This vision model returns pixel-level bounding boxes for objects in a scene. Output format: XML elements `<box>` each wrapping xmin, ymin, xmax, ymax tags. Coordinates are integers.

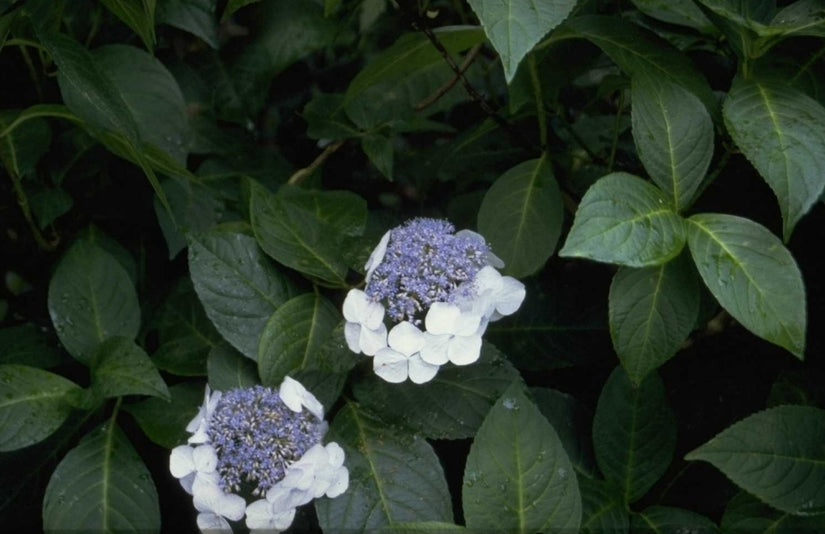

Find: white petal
<box><xmin>425</xmin><ymin>302</ymin><xmax>462</xmax><ymax>335</ymax></box>
<box><xmin>361</xmin><ymin>300</ymin><xmax>385</xmax><ymax>331</ymax></box>
<box><xmin>452</xmin><ymin>311</ymin><xmax>482</xmax><ymax>337</ymax></box>
<box><xmin>387</xmin><ymin>321</ymin><xmax>425</xmax><ymax>356</ymax></box>
<box><xmin>344</xmin><ymin>322</ymin><xmax>362</xmax><ymax>353</ymax></box>
<box><xmin>266</xmin><ymin>485</ymin><xmax>308</xmax><ymax>511</ymax></box>
<box><xmin>407</xmin><ymin>353</ymin><xmax>440</xmax><ymax>384</ymax></box>
<box><xmin>187</xmin><ymin>386</ymin><xmax>222</xmax><ymax>444</ymax></box>
<box><xmin>325</xmin><ymin>466</ymin><xmax>350</xmax><ymax>498</ymax></box>
<box><xmin>364</xmin><ymin>230</ymin><xmax>391</xmax><ymax>281</ymax></box>
<box><xmin>192</xmin><ymin>476</ymin><xmax>246</xmax><ymax>521</ymax></box>
<box><xmin>494</xmin><ymin>276</ymin><xmax>526</xmax><ymax>316</ymax></box>
<box><xmin>197</xmin><ymin>512</ymin><xmax>233</xmax><ymax>533</ymax></box>
<box><xmin>447</xmin><ymin>334</ymin><xmax>483</xmax><ymax>366</ymax></box>
<box><xmin>179</xmin><ymin>473</ymin><xmax>196</xmax><ymax>494</ymax></box>
<box><xmin>246</xmin><ymin>499</ymin><xmax>296</xmax><ymax>532</ymax></box>
<box><xmin>359</xmin><ymin>323</ymin><xmax>387</xmax><ymax>356</ymax></box>
<box><xmin>419</xmin><ymin>333</ymin><xmax>450</xmax><ymax>365</ymax></box>
<box><xmin>279</xmin><ymin>377</ymin><xmax>324</xmax><ymax>419</ymax></box>
<box><xmin>373</xmin><ymin>348</ymin><xmax>409</xmax><ymax>383</ymax></box>
<box><xmin>474</xmin><ymin>265</ymin><xmax>503</xmax><ymax>293</ymax></box>
<box><xmin>342</xmin><ymin>290</ymin><xmax>369</xmax><ymax>322</ymax></box>
<box><xmin>170</xmin><ymin>445</ymin><xmax>195</xmax><ymax>479</ymax></box>
<box><xmin>193</xmin><ymin>445</ymin><xmax>218</xmax><ymax>473</ymax></box>
<box><xmin>325</xmin><ymin>442</ymin><xmax>345</xmax><ymax>468</ymax></box>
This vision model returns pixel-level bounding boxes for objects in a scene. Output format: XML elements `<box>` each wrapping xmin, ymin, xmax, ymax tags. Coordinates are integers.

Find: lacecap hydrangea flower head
<box><xmin>343</xmin><ymin>218</ymin><xmax>526</xmax><ymax>384</ymax></box>
<box><xmin>169</xmin><ymin>378</ymin><xmax>348</xmax><ymax>533</ymax></box>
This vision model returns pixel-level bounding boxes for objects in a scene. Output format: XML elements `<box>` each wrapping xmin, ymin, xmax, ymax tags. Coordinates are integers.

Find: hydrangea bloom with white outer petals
<box><xmin>343</xmin><ymin>218</ymin><xmax>525</xmax><ymax>384</ymax></box>
<box><xmin>169</xmin><ymin>381</ymin><xmax>349</xmax><ymax>534</ymax></box>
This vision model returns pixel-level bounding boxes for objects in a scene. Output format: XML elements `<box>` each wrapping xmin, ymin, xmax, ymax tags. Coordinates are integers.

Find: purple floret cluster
<box><xmin>207</xmin><ymin>385</ymin><xmax>324</xmax><ymax>496</ymax></box>
<box><xmin>365</xmin><ymin>218</ymin><xmax>489</xmax><ymax>323</ymax></box>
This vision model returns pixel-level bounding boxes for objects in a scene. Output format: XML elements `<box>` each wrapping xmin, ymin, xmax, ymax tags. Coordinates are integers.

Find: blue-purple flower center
<box><xmin>206</xmin><ymin>385</ymin><xmax>324</xmax><ymax>495</ymax></box>
<box><xmin>365</xmin><ymin>218</ymin><xmax>489</xmax><ymax>323</ymax></box>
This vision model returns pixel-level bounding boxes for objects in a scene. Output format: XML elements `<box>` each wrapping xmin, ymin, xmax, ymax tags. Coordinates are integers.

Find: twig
<box><xmin>287</xmin><ymin>140</ymin><xmax>346</xmax><ymax>184</ymax></box>
<box><xmin>7</xmin><ymin>169</ymin><xmax>59</xmax><ymax>251</ymax></box>
<box><xmin>415</xmin><ymin>43</ymin><xmax>482</xmax><ymax>110</ymax></box>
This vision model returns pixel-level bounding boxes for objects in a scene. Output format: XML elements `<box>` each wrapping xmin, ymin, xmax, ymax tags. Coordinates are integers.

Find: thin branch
<box><xmin>6</xmin><ymin>168</ymin><xmax>59</xmax><ymax>251</ymax></box>
<box><xmin>415</xmin><ymin>43</ymin><xmax>482</xmax><ymax>110</ymax></box>
<box><xmin>287</xmin><ymin>140</ymin><xmax>346</xmax><ymax>185</ymax></box>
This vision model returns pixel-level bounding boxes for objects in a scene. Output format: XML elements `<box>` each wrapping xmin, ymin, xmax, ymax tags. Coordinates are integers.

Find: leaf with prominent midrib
<box><xmin>463</xmin><ymin>382</ymin><xmax>581</xmax><ymax>533</ymax></box>
<box><xmin>721</xmin><ymin>491</ymin><xmax>825</xmax><ymax>533</ymax></box>
<box><xmin>0</xmin><ymin>365</ymin><xmax>80</xmax><ymax>452</ymax></box>
<box><xmin>631</xmin><ymin>506</ymin><xmax>719</xmax><ymax>533</ymax></box>
<box><xmin>578</xmin><ymin>477</ymin><xmax>629</xmax><ymax>534</ymax></box>
<box><xmin>593</xmin><ymin>367</ymin><xmax>676</xmax><ymax>504</ymax></box>
<box><xmin>124</xmin><ymin>382</ymin><xmax>203</xmax><ymax>449</ymax></box>
<box><xmin>631</xmin><ymin>76</ymin><xmax>714</xmax><ymax>211</ymax></box>
<box><xmin>91</xmin><ymin>337</ymin><xmax>170</xmax><ymax>401</ymax></box>
<box><xmin>686</xmin><ymin>213</ymin><xmax>806</xmax><ymax>358</ymax></box>
<box><xmin>686</xmin><ymin>405</ymin><xmax>825</xmax><ymax>516</ymax></box>
<box><xmin>48</xmin><ymin>240</ymin><xmax>141</xmax><ymax>365</ymax></box>
<box><xmin>609</xmin><ymin>252</ymin><xmax>700</xmax><ymax>385</ymax></box>
<box><xmin>724</xmin><ymin>76</ymin><xmax>825</xmax><ymax>240</ymax></box>
<box><xmin>314</xmin><ymin>403</ymin><xmax>453</xmax><ymax>530</ymax></box>
<box><xmin>100</xmin><ymin>0</ymin><xmax>156</xmax><ymax>52</ymax></box>
<box><xmin>189</xmin><ymin>227</ymin><xmax>295</xmax><ymax>360</ymax></box>
<box><xmin>42</xmin><ymin>423</ymin><xmax>160</xmax><ymax>532</ymax></box>
<box><xmin>477</xmin><ymin>157</ymin><xmax>564</xmax><ymax>278</ymax></box>
<box><xmin>559</xmin><ymin>172</ymin><xmax>686</xmax><ymax>267</ymax></box>
<box><xmin>0</xmin><ymin>110</ymin><xmax>50</xmax><ymax>178</ymax></box>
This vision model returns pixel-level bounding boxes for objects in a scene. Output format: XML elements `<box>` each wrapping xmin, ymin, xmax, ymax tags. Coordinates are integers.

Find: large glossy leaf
<box><xmin>593</xmin><ymin>367</ymin><xmax>676</xmax><ymax>504</ymax></box>
<box><xmin>466</xmin><ymin>0</ymin><xmax>577</xmax><ymax>82</ymax></box>
<box><xmin>100</xmin><ymin>0</ymin><xmax>156</xmax><ymax>52</ymax></box>
<box><xmin>157</xmin><ymin>0</ymin><xmax>219</xmax><ymax>49</ymax></box>
<box><xmin>124</xmin><ymin>382</ymin><xmax>203</xmax><ymax>449</ymax></box>
<box><xmin>631</xmin><ymin>506</ymin><xmax>719</xmax><ymax>533</ymax></box>
<box><xmin>724</xmin><ymin>76</ymin><xmax>825</xmax><ymax>240</ymax></box>
<box><xmin>686</xmin><ymin>213</ymin><xmax>806</xmax><ymax>358</ymax></box>
<box><xmin>277</xmin><ymin>185</ymin><xmax>367</xmax><ymax>238</ymax></box>
<box><xmin>686</xmin><ymin>405</ymin><xmax>825</xmax><ymax>516</ymax></box>
<box><xmin>48</xmin><ymin>240</ymin><xmax>140</xmax><ymax>365</ymax></box>
<box><xmin>559</xmin><ymin>173</ymin><xmax>686</xmax><ymax>267</ymax></box>
<box><xmin>477</xmin><ymin>157</ymin><xmax>564</xmax><ymax>277</ymax></box>
<box><xmin>42</xmin><ymin>423</ymin><xmax>160</xmax><ymax>532</ymax></box>
<box><xmin>721</xmin><ymin>491</ymin><xmax>825</xmax><ymax>533</ymax></box>
<box><xmin>578</xmin><ymin>477</ymin><xmax>629</xmax><ymax>534</ymax></box>
<box><xmin>0</xmin><ymin>111</ymin><xmax>50</xmax><ymax>178</ymax></box>
<box><xmin>91</xmin><ymin>337</ymin><xmax>169</xmax><ymax>401</ymax></box>
<box><xmin>531</xmin><ymin>387</ymin><xmax>597</xmax><ymax>477</ymax></box>
<box><xmin>189</xmin><ymin>227</ymin><xmax>294</xmax><ymax>360</ymax></box>
<box><xmin>631</xmin><ymin>76</ymin><xmax>714</xmax><ymax>211</ymax></box>
<box><xmin>315</xmin><ymin>403</ymin><xmax>453</xmax><ymax>530</ymax></box>
<box><xmin>766</xmin><ymin>0</ymin><xmax>825</xmax><ymax>39</ymax></box>
<box><xmin>0</xmin><ymin>365</ymin><xmax>80</xmax><ymax>452</ymax></box>
<box><xmin>630</xmin><ymin>0</ymin><xmax>714</xmax><ymax>32</ymax></box>
<box><xmin>257</xmin><ymin>293</ymin><xmax>339</xmax><ymax>387</ymax></box>
<box><xmin>154</xmin><ymin>176</ymin><xmax>227</xmax><ymax>259</ymax></box>
<box><xmin>353</xmin><ymin>343</ymin><xmax>520</xmax><ymax>439</ymax></box>
<box><xmin>249</xmin><ymin>181</ymin><xmax>349</xmax><ymax>286</ymax></box>
<box><xmin>609</xmin><ymin>252</ymin><xmax>700</xmax><ymax>385</ymax></box>
<box><xmin>463</xmin><ymin>382</ymin><xmax>581</xmax><ymax>533</ymax></box>
<box><xmin>207</xmin><ymin>343</ymin><xmax>259</xmax><ymax>391</ymax></box>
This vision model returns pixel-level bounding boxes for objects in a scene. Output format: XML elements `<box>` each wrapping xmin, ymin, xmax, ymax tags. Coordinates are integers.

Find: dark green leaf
<box><xmin>124</xmin><ymin>382</ymin><xmax>203</xmax><ymax>449</ymax></box>
<box><xmin>288</xmin><ymin>368</ymin><xmax>346</xmax><ymax>412</ymax></box>
<box><xmin>531</xmin><ymin>387</ymin><xmax>597</xmax><ymax>477</ymax></box>
<box><xmin>42</xmin><ymin>423</ymin><xmax>160</xmax><ymax>532</ymax></box>
<box><xmin>593</xmin><ymin>367</ymin><xmax>676</xmax><ymax>503</ymax></box>
<box><xmin>100</xmin><ymin>0</ymin><xmax>156</xmax><ymax>52</ymax></box>
<box><xmin>686</xmin><ymin>405</ymin><xmax>825</xmax><ymax>516</ymax></box>
<box><xmin>686</xmin><ymin>213</ymin><xmax>806</xmax><ymax>358</ymax></box>
<box><xmin>0</xmin><ymin>110</ymin><xmax>51</xmax><ymax>177</ymax></box>
<box><xmin>157</xmin><ymin>0</ymin><xmax>219</xmax><ymax>49</ymax></box>
<box><xmin>277</xmin><ymin>185</ymin><xmax>367</xmax><ymax>238</ymax></box>
<box><xmin>47</xmin><ymin>240</ymin><xmax>140</xmax><ymax>365</ymax></box>
<box><xmin>578</xmin><ymin>477</ymin><xmax>629</xmax><ymax>534</ymax></box>
<box><xmin>559</xmin><ymin>172</ymin><xmax>687</xmax><ymax>267</ymax></box>
<box><xmin>463</xmin><ymin>382</ymin><xmax>581</xmax><ymax>533</ymax></box>
<box><xmin>767</xmin><ymin>0</ymin><xmax>825</xmax><ymax>39</ymax></box>
<box><xmin>221</xmin><ymin>0</ymin><xmax>260</xmax><ymax>21</ymax></box>
<box><xmin>0</xmin><ymin>324</ymin><xmax>60</xmax><ymax>368</ymax></box>
<box><xmin>630</xmin><ymin>0</ymin><xmax>715</xmax><ymax>31</ymax></box>
<box><xmin>304</xmin><ymin>93</ymin><xmax>360</xmax><ymax>140</ymax></box>
<box><xmin>29</xmin><ymin>185</ymin><xmax>73</xmax><ymax>229</ymax></box>
<box><xmin>631</xmin><ymin>506</ymin><xmax>719</xmax><ymax>533</ymax></box>
<box><xmin>315</xmin><ymin>403</ymin><xmax>453</xmax><ymax>530</ymax></box>
<box><xmin>257</xmin><ymin>293</ymin><xmax>339</xmax><ymax>386</ymax></box>
<box><xmin>724</xmin><ymin>76</ymin><xmax>825</xmax><ymax>240</ymax></box>
<box><xmin>91</xmin><ymin>337</ymin><xmax>169</xmax><ymax>400</ymax></box>
<box><xmin>154</xmin><ymin>176</ymin><xmax>227</xmax><ymax>258</ymax></box>
<box><xmin>380</xmin><ymin>522</ymin><xmax>466</xmax><ymax>533</ymax></box>
<box><xmin>361</xmin><ymin>133</ymin><xmax>394</xmax><ymax>180</ymax></box>
<box><xmin>189</xmin><ymin>227</ymin><xmax>295</xmax><ymax>360</ymax></box>
<box><xmin>208</xmin><ymin>343</ymin><xmax>259</xmax><ymax>391</ymax></box>
<box><xmin>609</xmin><ymin>252</ymin><xmax>700</xmax><ymax>385</ymax></box>
<box><xmin>478</xmin><ymin>157</ymin><xmax>564</xmax><ymax>278</ymax></box>
<box><xmin>721</xmin><ymin>491</ymin><xmax>825</xmax><ymax>534</ymax></box>
<box><xmin>0</xmin><ymin>365</ymin><xmax>80</xmax><ymax>452</ymax></box>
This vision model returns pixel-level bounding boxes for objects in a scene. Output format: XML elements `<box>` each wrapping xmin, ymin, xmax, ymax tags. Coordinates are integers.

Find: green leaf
<box><xmin>361</xmin><ymin>134</ymin><xmax>394</xmax><ymax>180</ymax></box>
<box><xmin>249</xmin><ymin>181</ymin><xmax>348</xmax><ymax>286</ymax></box>
<box><xmin>578</xmin><ymin>477</ymin><xmax>629</xmax><ymax>534</ymax></box>
<box><xmin>277</xmin><ymin>185</ymin><xmax>367</xmax><ymax>238</ymax></box>
<box><xmin>48</xmin><ymin>240</ymin><xmax>140</xmax><ymax>365</ymax></box>
<box><xmin>721</xmin><ymin>491</ymin><xmax>825</xmax><ymax>534</ymax></box>
<box><xmin>304</xmin><ymin>93</ymin><xmax>360</xmax><ymax>140</ymax></box>
<box><xmin>723</xmin><ymin>76</ymin><xmax>825</xmax><ymax>240</ymax></box>
<box><xmin>463</xmin><ymin>382</ymin><xmax>581</xmax><ymax>533</ymax></box>
<box><xmin>0</xmin><ymin>324</ymin><xmax>60</xmax><ymax>368</ymax></box>
<box><xmin>767</xmin><ymin>0</ymin><xmax>825</xmax><ymax>39</ymax></box>
<box><xmin>558</xmin><ymin>16</ymin><xmax>718</xmax><ymax>118</ymax></box>
<box><xmin>477</xmin><ymin>157</ymin><xmax>564</xmax><ymax>277</ymax></box>
<box><xmin>531</xmin><ymin>387</ymin><xmax>597</xmax><ymax>477</ymax></box>
<box><xmin>344</xmin><ymin>26</ymin><xmax>485</xmax><ymax>103</ymax></box>
<box><xmin>257</xmin><ymin>293</ymin><xmax>339</xmax><ymax>386</ymax></box>
<box><xmin>93</xmin><ymin>44</ymin><xmax>191</xmax><ymax>165</ymax></box>
<box><xmin>208</xmin><ymin>343</ymin><xmax>259</xmax><ymax>391</ymax></box>
<box><xmin>631</xmin><ymin>506</ymin><xmax>719</xmax><ymax>533</ymax></box>
<box><xmin>630</xmin><ymin>0</ymin><xmax>715</xmax><ymax>32</ymax></box>
<box><xmin>686</xmin><ymin>405</ymin><xmax>825</xmax><ymax>516</ymax></box>
<box><xmin>686</xmin><ymin>213</ymin><xmax>806</xmax><ymax>358</ymax></box>
<box><xmin>353</xmin><ymin>343</ymin><xmax>520</xmax><ymax>439</ymax></box>
<box><xmin>315</xmin><ymin>403</ymin><xmax>453</xmax><ymax>530</ymax></box>
<box><xmin>151</xmin><ymin>278</ymin><xmax>220</xmax><ymax>376</ymax></box>
<box><xmin>154</xmin><ymin>176</ymin><xmax>227</xmax><ymax>258</ymax></box>
<box><xmin>380</xmin><ymin>522</ymin><xmax>466</xmax><ymax>533</ymax></box>
<box><xmin>100</xmin><ymin>0</ymin><xmax>156</xmax><ymax>52</ymax></box>
<box><xmin>29</xmin><ymin>185</ymin><xmax>73</xmax><ymax>229</ymax></box>
<box><xmin>0</xmin><ymin>110</ymin><xmax>51</xmax><ymax>178</ymax></box>
<box><xmin>189</xmin><ymin>227</ymin><xmax>295</xmax><ymax>360</ymax></box>
<box><xmin>288</xmin><ymin>368</ymin><xmax>346</xmax><ymax>411</ymax></box>
<box><xmin>42</xmin><ymin>423</ymin><xmax>160</xmax><ymax>532</ymax></box>
<box><xmin>222</xmin><ymin>0</ymin><xmax>260</xmax><ymax>21</ymax></box>
<box><xmin>559</xmin><ymin>172</ymin><xmax>687</xmax><ymax>267</ymax></box>
<box><xmin>631</xmin><ymin>76</ymin><xmax>714</xmax><ymax>211</ymax></box>
<box><xmin>466</xmin><ymin>0</ymin><xmax>577</xmax><ymax>82</ymax></box>
<box><xmin>0</xmin><ymin>365</ymin><xmax>80</xmax><ymax>452</ymax></box>
<box><xmin>593</xmin><ymin>367</ymin><xmax>676</xmax><ymax>504</ymax></box>
<box><xmin>157</xmin><ymin>0</ymin><xmax>219</xmax><ymax>49</ymax></box>
<box><xmin>609</xmin><ymin>252</ymin><xmax>700</xmax><ymax>385</ymax></box>
<box><xmin>91</xmin><ymin>337</ymin><xmax>169</xmax><ymax>401</ymax></box>
<box><xmin>124</xmin><ymin>382</ymin><xmax>203</xmax><ymax>449</ymax></box>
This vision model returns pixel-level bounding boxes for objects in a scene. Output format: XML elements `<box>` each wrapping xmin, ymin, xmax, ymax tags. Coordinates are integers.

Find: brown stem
<box><xmin>415</xmin><ymin>43</ymin><xmax>482</xmax><ymax>110</ymax></box>
<box><xmin>287</xmin><ymin>140</ymin><xmax>346</xmax><ymax>185</ymax></box>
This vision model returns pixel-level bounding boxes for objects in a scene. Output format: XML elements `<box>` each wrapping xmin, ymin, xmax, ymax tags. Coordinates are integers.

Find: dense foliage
<box><xmin>1</xmin><ymin>0</ymin><xmax>825</xmax><ymax>532</ymax></box>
